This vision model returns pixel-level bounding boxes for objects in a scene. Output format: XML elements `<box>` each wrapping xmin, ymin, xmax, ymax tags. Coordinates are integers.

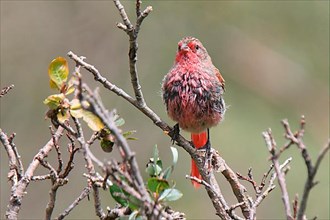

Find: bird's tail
<box><xmin>190</xmin><ymin>131</ymin><xmax>208</xmax><ymax>188</ymax></box>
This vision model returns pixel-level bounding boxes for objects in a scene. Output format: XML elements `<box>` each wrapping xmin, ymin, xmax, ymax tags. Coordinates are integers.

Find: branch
<box><xmin>0</xmin><ymin>130</ymin><xmax>20</xmax><ymax>186</ymax></box>
<box><xmin>5</xmin><ymin>126</ymin><xmax>64</xmax><ymax>219</ymax></box>
<box><xmin>70</xmin><ymin>116</ymin><xmax>106</xmax><ymax>219</ymax></box>
<box><xmin>57</xmin><ymin>186</ymin><xmax>92</xmax><ymax>220</ymax></box>
<box><xmin>263</xmin><ymin>129</ymin><xmax>293</xmax><ymax>220</ymax></box>
<box><xmin>220</xmin><ymin>160</ymin><xmax>250</xmax><ymax>218</ymax></box>
<box><xmin>80</xmin><ymin>83</ymin><xmax>151</xmax><ymax>204</ymax></box>
<box><xmin>113</xmin><ymin>0</ymin><xmax>152</xmax><ymax>107</ymax></box>
<box><xmin>280</xmin><ymin>117</ymin><xmax>330</xmax><ymax>220</ymax></box>
<box><xmin>250</xmin><ymin>157</ymin><xmax>292</xmax><ymax>219</ymax></box>
<box><xmin>45</xmin><ymin>172</ymin><xmax>68</xmax><ymax>220</ymax></box>
<box><xmin>8</xmin><ymin>133</ymin><xmax>24</xmax><ymax>180</ymax></box>
<box><xmin>298</xmin><ymin>140</ymin><xmax>330</xmax><ymax>220</ymax></box>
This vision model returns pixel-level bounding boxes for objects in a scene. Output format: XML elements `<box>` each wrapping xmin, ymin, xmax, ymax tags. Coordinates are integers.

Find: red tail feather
<box><xmin>190</xmin><ymin>131</ymin><xmax>207</xmax><ymax>188</ymax></box>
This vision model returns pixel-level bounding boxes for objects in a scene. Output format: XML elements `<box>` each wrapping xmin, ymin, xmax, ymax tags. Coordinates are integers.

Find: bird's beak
<box><xmin>180</xmin><ymin>43</ymin><xmax>189</xmax><ymax>54</ymax></box>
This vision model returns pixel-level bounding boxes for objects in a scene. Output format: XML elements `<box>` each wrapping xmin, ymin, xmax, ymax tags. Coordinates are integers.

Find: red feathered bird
<box><xmin>162</xmin><ymin>37</ymin><xmax>226</xmax><ymax>188</ymax></box>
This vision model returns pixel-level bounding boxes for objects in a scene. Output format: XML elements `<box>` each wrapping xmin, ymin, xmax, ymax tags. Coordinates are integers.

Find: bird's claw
<box><xmin>169</xmin><ymin>123</ymin><xmax>180</xmax><ymax>145</ymax></box>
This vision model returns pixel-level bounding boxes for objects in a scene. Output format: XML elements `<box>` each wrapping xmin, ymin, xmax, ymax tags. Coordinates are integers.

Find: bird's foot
<box><xmin>204</xmin><ymin>138</ymin><xmax>212</xmax><ymax>173</ymax></box>
<box><xmin>169</xmin><ymin>123</ymin><xmax>180</xmax><ymax>145</ymax></box>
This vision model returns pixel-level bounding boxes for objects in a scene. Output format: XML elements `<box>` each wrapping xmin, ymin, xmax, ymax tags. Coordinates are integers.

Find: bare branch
<box><xmin>8</xmin><ymin>133</ymin><xmax>24</xmax><ymax>179</ymax></box>
<box><xmin>250</xmin><ymin>157</ymin><xmax>292</xmax><ymax>219</ymax></box>
<box><xmin>5</xmin><ymin>126</ymin><xmax>64</xmax><ymax>219</ymax></box>
<box><xmin>263</xmin><ymin>129</ymin><xmax>293</xmax><ymax>220</ymax></box>
<box><xmin>31</xmin><ymin>174</ymin><xmax>51</xmax><ymax>181</ymax></box>
<box><xmin>314</xmin><ymin>140</ymin><xmax>330</xmax><ymax>175</ymax></box>
<box><xmin>113</xmin><ymin>0</ymin><xmax>133</xmax><ymax>30</ymax></box>
<box><xmin>0</xmin><ymin>130</ymin><xmax>19</xmax><ymax>186</ymax></box>
<box><xmin>135</xmin><ymin>6</ymin><xmax>153</xmax><ymax>35</ymax></box>
<box><xmin>57</xmin><ymin>186</ymin><xmax>92</xmax><ymax>220</ymax></box>
<box><xmin>92</xmin><ymin>184</ymin><xmax>106</xmax><ymax>219</ymax></box>
<box><xmin>221</xmin><ymin>160</ymin><xmax>250</xmax><ymax>219</ymax></box>
<box><xmin>237</xmin><ymin>168</ymin><xmax>259</xmax><ymax>195</ymax></box>
<box><xmin>185</xmin><ymin>175</ymin><xmax>212</xmax><ymax>188</ymax></box>
<box><xmin>136</xmin><ymin>0</ymin><xmax>141</xmax><ymax>17</ymax></box>
<box><xmin>258</xmin><ymin>164</ymin><xmax>274</xmax><ymax>196</ymax></box>
<box><xmin>59</xmin><ymin>134</ymin><xmax>80</xmax><ymax>178</ymax></box>
<box><xmin>49</xmin><ymin>126</ymin><xmax>63</xmax><ymax>175</ymax></box>
<box><xmin>45</xmin><ymin>175</ymin><xmax>68</xmax><ymax>220</ymax></box>
<box><xmin>298</xmin><ymin>140</ymin><xmax>330</xmax><ymax>220</ymax></box>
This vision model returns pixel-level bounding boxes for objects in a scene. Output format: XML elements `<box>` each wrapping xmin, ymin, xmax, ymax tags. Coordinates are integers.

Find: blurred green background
<box><xmin>1</xmin><ymin>1</ymin><xmax>329</xmax><ymax>219</ymax></box>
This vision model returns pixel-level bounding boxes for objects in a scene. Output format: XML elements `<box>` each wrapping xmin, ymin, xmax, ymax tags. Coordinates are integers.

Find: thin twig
<box><xmin>57</xmin><ymin>186</ymin><xmax>92</xmax><ymax>220</ymax></box>
<box><xmin>92</xmin><ymin>184</ymin><xmax>106</xmax><ymax>219</ymax></box>
<box><xmin>31</xmin><ymin>174</ymin><xmax>51</xmax><ymax>181</ymax></box>
<box><xmin>49</xmin><ymin>126</ymin><xmax>63</xmax><ymax>175</ymax></box>
<box><xmin>258</xmin><ymin>164</ymin><xmax>274</xmax><ymax>196</ymax></box>
<box><xmin>250</xmin><ymin>157</ymin><xmax>292</xmax><ymax>219</ymax></box>
<box><xmin>263</xmin><ymin>129</ymin><xmax>293</xmax><ymax>220</ymax></box>
<box><xmin>8</xmin><ymin>133</ymin><xmax>24</xmax><ymax>180</ymax></box>
<box><xmin>298</xmin><ymin>140</ymin><xmax>330</xmax><ymax>220</ymax></box>
<box><xmin>236</xmin><ymin>168</ymin><xmax>259</xmax><ymax>195</ymax></box>
<box><xmin>221</xmin><ymin>162</ymin><xmax>250</xmax><ymax>219</ymax></box>
<box><xmin>185</xmin><ymin>175</ymin><xmax>212</xmax><ymax>188</ymax></box>
<box><xmin>59</xmin><ymin>134</ymin><xmax>80</xmax><ymax>178</ymax></box>
<box><xmin>0</xmin><ymin>130</ymin><xmax>19</xmax><ymax>186</ymax></box>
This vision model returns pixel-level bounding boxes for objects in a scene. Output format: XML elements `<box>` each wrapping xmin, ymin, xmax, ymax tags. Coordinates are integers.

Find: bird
<box><xmin>162</xmin><ymin>36</ymin><xmax>226</xmax><ymax>188</ymax></box>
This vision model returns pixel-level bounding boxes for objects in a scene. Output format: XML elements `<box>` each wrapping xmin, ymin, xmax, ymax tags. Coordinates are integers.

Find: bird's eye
<box><xmin>195</xmin><ymin>45</ymin><xmax>200</xmax><ymax>50</ymax></box>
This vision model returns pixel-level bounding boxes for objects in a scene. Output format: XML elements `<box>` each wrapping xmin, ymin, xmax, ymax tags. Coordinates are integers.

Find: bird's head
<box><xmin>175</xmin><ymin>37</ymin><xmax>209</xmax><ymax>63</ymax></box>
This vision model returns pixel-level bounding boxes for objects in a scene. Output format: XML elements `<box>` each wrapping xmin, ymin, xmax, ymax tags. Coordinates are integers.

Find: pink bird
<box><xmin>162</xmin><ymin>37</ymin><xmax>226</xmax><ymax>188</ymax></box>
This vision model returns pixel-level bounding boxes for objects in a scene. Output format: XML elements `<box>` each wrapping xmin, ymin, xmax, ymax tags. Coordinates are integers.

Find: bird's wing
<box><xmin>214</xmin><ymin>67</ymin><xmax>225</xmax><ymax>91</ymax></box>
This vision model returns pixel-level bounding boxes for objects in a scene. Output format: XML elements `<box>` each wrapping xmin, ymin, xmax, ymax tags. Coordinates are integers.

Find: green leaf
<box><xmin>115</xmin><ymin>118</ymin><xmax>125</xmax><ymax>127</ymax></box>
<box><xmin>69</xmin><ymin>99</ymin><xmax>81</xmax><ymax>110</ymax></box>
<box><xmin>43</xmin><ymin>94</ymin><xmax>65</xmax><ymax>109</ymax></box>
<box><xmin>49</xmin><ymin>79</ymin><xmax>59</xmax><ymax>90</ymax></box>
<box><xmin>146</xmin><ymin>161</ymin><xmax>162</xmax><ymax>177</ymax></box>
<box><xmin>128</xmin><ymin>210</ymin><xmax>143</xmax><ymax>220</ymax></box>
<box><xmin>146</xmin><ymin>145</ymin><xmax>164</xmax><ymax>177</ymax></box>
<box><xmin>170</xmin><ymin>146</ymin><xmax>179</xmax><ymax>165</ymax></box>
<box><xmin>147</xmin><ymin>177</ymin><xmax>170</xmax><ymax>194</ymax></box>
<box><xmin>128</xmin><ymin>210</ymin><xmax>138</xmax><ymax>220</ymax></box>
<box><xmin>69</xmin><ymin>99</ymin><xmax>84</xmax><ymax>119</ymax></box>
<box><xmin>81</xmin><ymin>110</ymin><xmax>105</xmax><ymax>131</ymax></box>
<box><xmin>65</xmin><ymin>77</ymin><xmax>75</xmax><ymax>95</ymax></box>
<box><xmin>109</xmin><ymin>184</ymin><xmax>128</xmax><ymax>207</ymax></box>
<box><xmin>48</xmin><ymin>57</ymin><xmax>69</xmax><ymax>89</ymax></box>
<box><xmin>156</xmin><ymin>159</ymin><xmax>163</xmax><ymax>170</ymax></box>
<box><xmin>127</xmin><ymin>195</ymin><xmax>141</xmax><ymax>211</ymax></box>
<box><xmin>158</xmin><ymin>188</ymin><xmax>183</xmax><ymax>202</ymax></box>
<box><xmin>162</xmin><ymin>147</ymin><xmax>179</xmax><ymax>179</ymax></box>
<box><xmin>69</xmin><ymin>99</ymin><xmax>104</xmax><ymax>131</ymax></box>
<box><xmin>153</xmin><ymin>145</ymin><xmax>159</xmax><ymax>165</ymax></box>
<box><xmin>100</xmin><ymin>139</ymin><xmax>114</xmax><ymax>153</ymax></box>
<box><xmin>123</xmin><ymin>130</ymin><xmax>137</xmax><ymax>140</ymax></box>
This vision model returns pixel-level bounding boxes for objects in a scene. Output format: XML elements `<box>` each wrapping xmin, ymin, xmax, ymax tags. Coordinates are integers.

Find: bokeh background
<box><xmin>1</xmin><ymin>1</ymin><xmax>329</xmax><ymax>219</ymax></box>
